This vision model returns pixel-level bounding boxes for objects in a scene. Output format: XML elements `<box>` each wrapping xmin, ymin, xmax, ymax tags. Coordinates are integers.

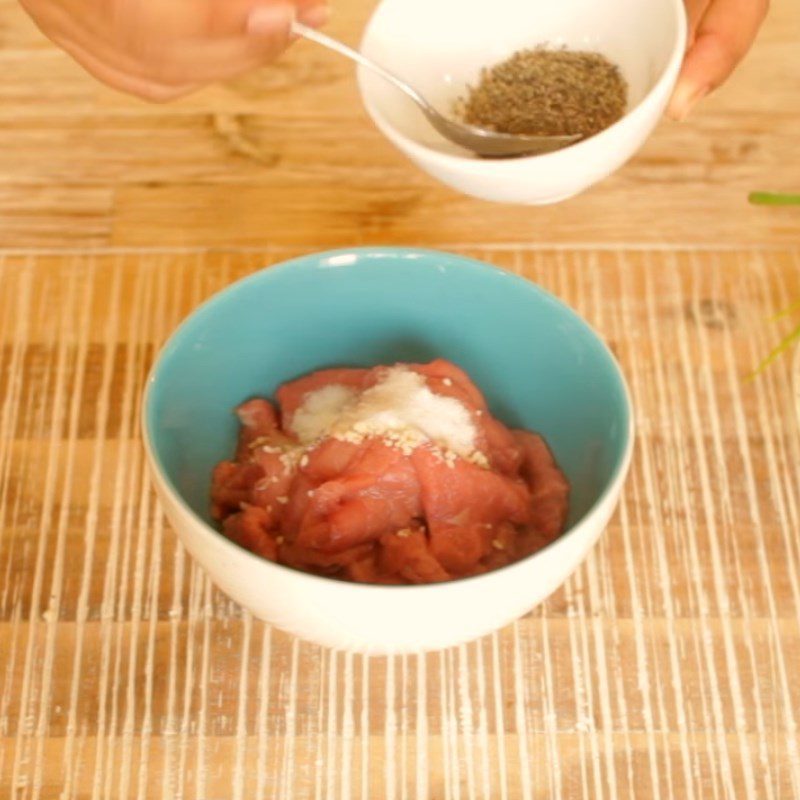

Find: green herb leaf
<box><xmin>769</xmin><ymin>299</ymin><xmax>800</xmax><ymax>323</ymax></box>
<box><xmin>746</xmin><ymin>323</ymin><xmax>800</xmax><ymax>381</ymax></box>
<box><xmin>748</xmin><ymin>192</ymin><xmax>800</xmax><ymax>206</ymax></box>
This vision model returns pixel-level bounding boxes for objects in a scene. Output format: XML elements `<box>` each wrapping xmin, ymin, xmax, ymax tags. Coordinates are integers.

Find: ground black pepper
<box><xmin>456</xmin><ymin>47</ymin><xmax>628</xmax><ymax>140</ymax></box>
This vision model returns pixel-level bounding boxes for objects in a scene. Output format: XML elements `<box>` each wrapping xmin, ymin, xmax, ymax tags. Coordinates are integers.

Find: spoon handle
<box><xmin>291</xmin><ymin>22</ymin><xmax>426</xmax><ymax>108</ymax></box>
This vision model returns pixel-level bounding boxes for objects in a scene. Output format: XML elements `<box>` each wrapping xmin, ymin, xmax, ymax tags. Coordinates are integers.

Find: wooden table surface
<box><xmin>1</xmin><ymin>1</ymin><xmax>799</xmax><ymax>798</ymax></box>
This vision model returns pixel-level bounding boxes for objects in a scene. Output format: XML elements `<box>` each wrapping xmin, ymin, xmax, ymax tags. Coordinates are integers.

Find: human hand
<box><xmin>18</xmin><ymin>0</ymin><xmax>329</xmax><ymax>101</ymax></box>
<box><xmin>668</xmin><ymin>0</ymin><xmax>769</xmax><ymax>119</ymax></box>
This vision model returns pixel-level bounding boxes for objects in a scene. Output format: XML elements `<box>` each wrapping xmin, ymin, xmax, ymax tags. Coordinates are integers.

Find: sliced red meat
<box><xmin>210</xmin><ymin>461</ymin><xmax>264</xmax><ymax>519</ymax></box>
<box><xmin>234</xmin><ymin>398</ymin><xmax>280</xmax><ymax>458</ymax></box>
<box><xmin>302</xmin><ymin>438</ymin><xmax>360</xmax><ymax>483</ymax></box>
<box><xmin>412</xmin><ymin>447</ymin><xmax>531</xmax><ymax>526</ymax></box>
<box><xmin>424</xmin><ymin>521</ymin><xmax>492</xmax><ymax>575</ymax></box>
<box><xmin>411</xmin><ymin>447</ymin><xmax>532</xmax><ymax>574</ymax></box>
<box><xmin>345</xmin><ymin>554</ymin><xmax>382</xmax><ymax>583</ymax></box>
<box><xmin>212</xmin><ymin>360</ymin><xmax>570</xmax><ymax>585</ymax></box>
<box><xmin>514</xmin><ymin>430</ymin><xmax>570</xmax><ymax>538</ymax></box>
<box><xmin>236</xmin><ymin>398</ymin><xmax>278</xmax><ymax>434</ymax></box>
<box><xmin>478</xmin><ymin>521</ymin><xmax>518</xmax><ymax>572</ymax></box>
<box><xmin>344</xmin><ymin>551</ymin><xmax>405</xmax><ymax>584</ymax></box>
<box><xmin>279</xmin><ymin>540</ymin><xmax>374</xmax><ymax>574</ymax></box>
<box><xmin>280</xmin><ymin>473</ymin><xmax>318</xmax><ymax>539</ymax></box>
<box><xmin>514</xmin><ymin>526</ymin><xmax>561</xmax><ymax>560</ymax></box>
<box><xmin>378</xmin><ymin>528</ymin><xmax>450</xmax><ymax>584</ymax></box>
<box><xmin>297</xmin><ymin>439</ymin><xmax>421</xmax><ymax>552</ymax></box>
<box><xmin>223</xmin><ymin>504</ymin><xmax>278</xmax><ymax>560</ymax></box>
<box><xmin>248</xmin><ymin>447</ymin><xmax>296</xmax><ymax>521</ymax></box>
<box><xmin>479</xmin><ymin>415</ymin><xmax>524</xmax><ymax>476</ymax></box>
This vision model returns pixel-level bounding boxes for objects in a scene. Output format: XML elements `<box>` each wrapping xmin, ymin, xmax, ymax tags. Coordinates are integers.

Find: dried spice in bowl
<box><xmin>455</xmin><ymin>47</ymin><xmax>628</xmax><ymax>141</ymax></box>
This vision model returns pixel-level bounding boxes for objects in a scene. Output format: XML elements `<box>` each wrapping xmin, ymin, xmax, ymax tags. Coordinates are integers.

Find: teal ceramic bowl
<box><xmin>143</xmin><ymin>247</ymin><xmax>633</xmax><ymax>653</ymax></box>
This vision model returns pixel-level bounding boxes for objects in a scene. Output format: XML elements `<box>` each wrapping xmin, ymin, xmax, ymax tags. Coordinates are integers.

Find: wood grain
<box><xmin>1</xmin><ymin>0</ymin><xmax>800</xmax><ymax>795</ymax></box>
<box><xmin>1</xmin><ymin>248</ymin><xmax>799</xmax><ymax>799</ymax></box>
<box><xmin>0</xmin><ymin>0</ymin><xmax>798</xmax><ymax>248</ymax></box>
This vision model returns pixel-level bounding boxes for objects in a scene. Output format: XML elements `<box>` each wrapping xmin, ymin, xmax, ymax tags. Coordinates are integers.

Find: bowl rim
<box><xmin>142</xmin><ymin>246</ymin><xmax>635</xmax><ymax>592</ymax></box>
<box><xmin>356</xmin><ymin>0</ymin><xmax>687</xmax><ymax>169</ymax></box>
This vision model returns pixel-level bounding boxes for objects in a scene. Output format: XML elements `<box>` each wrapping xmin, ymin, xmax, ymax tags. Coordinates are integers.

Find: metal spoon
<box><xmin>292</xmin><ymin>22</ymin><xmax>581</xmax><ymax>158</ymax></box>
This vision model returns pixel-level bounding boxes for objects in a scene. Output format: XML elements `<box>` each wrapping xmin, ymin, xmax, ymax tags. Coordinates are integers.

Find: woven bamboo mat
<box><xmin>1</xmin><ymin>247</ymin><xmax>799</xmax><ymax>799</ymax></box>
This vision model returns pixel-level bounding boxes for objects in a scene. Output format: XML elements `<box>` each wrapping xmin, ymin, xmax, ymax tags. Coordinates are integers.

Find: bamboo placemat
<box><xmin>1</xmin><ymin>247</ymin><xmax>799</xmax><ymax>799</ymax></box>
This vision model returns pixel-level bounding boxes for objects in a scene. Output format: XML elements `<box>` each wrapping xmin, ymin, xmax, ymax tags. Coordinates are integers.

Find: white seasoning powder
<box><xmin>288</xmin><ymin>366</ymin><xmax>480</xmax><ymax>461</ymax></box>
<box><xmin>290</xmin><ymin>384</ymin><xmax>358</xmax><ymax>443</ymax></box>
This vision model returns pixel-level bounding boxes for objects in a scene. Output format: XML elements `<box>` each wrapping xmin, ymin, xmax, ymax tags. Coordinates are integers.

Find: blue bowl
<box><xmin>143</xmin><ymin>248</ymin><xmax>633</xmax><ymax>652</ymax></box>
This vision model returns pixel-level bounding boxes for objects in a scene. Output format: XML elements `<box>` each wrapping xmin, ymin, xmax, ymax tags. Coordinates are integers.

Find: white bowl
<box><xmin>143</xmin><ymin>249</ymin><xmax>634</xmax><ymax>654</ymax></box>
<box><xmin>149</xmin><ymin>465</ymin><xmax>629</xmax><ymax>652</ymax></box>
<box><xmin>357</xmin><ymin>0</ymin><xmax>686</xmax><ymax>204</ymax></box>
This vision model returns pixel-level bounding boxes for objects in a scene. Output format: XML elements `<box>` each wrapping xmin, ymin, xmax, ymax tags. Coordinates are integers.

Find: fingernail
<box><xmin>298</xmin><ymin>4</ymin><xmax>330</xmax><ymax>28</ymax></box>
<box><xmin>247</xmin><ymin>4</ymin><xmax>295</xmax><ymax>36</ymax></box>
<box><xmin>668</xmin><ymin>82</ymin><xmax>710</xmax><ymax>121</ymax></box>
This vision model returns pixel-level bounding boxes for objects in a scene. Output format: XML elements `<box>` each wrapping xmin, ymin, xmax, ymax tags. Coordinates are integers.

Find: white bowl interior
<box><xmin>360</xmin><ymin>0</ymin><xmax>682</xmax><ymax>157</ymax></box>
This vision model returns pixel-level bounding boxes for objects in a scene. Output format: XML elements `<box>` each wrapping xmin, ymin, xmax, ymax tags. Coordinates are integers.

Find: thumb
<box><xmin>246</xmin><ymin>3</ymin><xmax>296</xmax><ymax>39</ymax></box>
<box><xmin>668</xmin><ymin>0</ymin><xmax>768</xmax><ymax>120</ymax></box>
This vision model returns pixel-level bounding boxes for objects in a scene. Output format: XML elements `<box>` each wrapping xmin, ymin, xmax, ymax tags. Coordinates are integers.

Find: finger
<box><xmin>206</xmin><ymin>0</ymin><xmax>325</xmax><ymax>36</ymax></box>
<box><xmin>169</xmin><ymin>1</ymin><xmax>329</xmax><ymax>84</ymax></box>
<box><xmin>668</xmin><ymin>0</ymin><xmax>768</xmax><ymax>120</ymax></box>
<box><xmin>295</xmin><ymin>3</ymin><xmax>331</xmax><ymax>28</ymax></box>
<box><xmin>165</xmin><ymin>36</ymin><xmax>297</xmax><ymax>84</ymax></box>
<box><xmin>126</xmin><ymin>3</ymin><xmax>301</xmax><ymax>87</ymax></box>
<box><xmin>683</xmin><ymin>0</ymin><xmax>712</xmax><ymax>49</ymax></box>
<box><xmin>245</xmin><ymin>2</ymin><xmax>295</xmax><ymax>39</ymax></box>
<box><xmin>136</xmin><ymin>4</ymin><xmax>297</xmax><ymax>87</ymax></box>
<box><xmin>188</xmin><ymin>4</ymin><xmax>301</xmax><ymax>83</ymax></box>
